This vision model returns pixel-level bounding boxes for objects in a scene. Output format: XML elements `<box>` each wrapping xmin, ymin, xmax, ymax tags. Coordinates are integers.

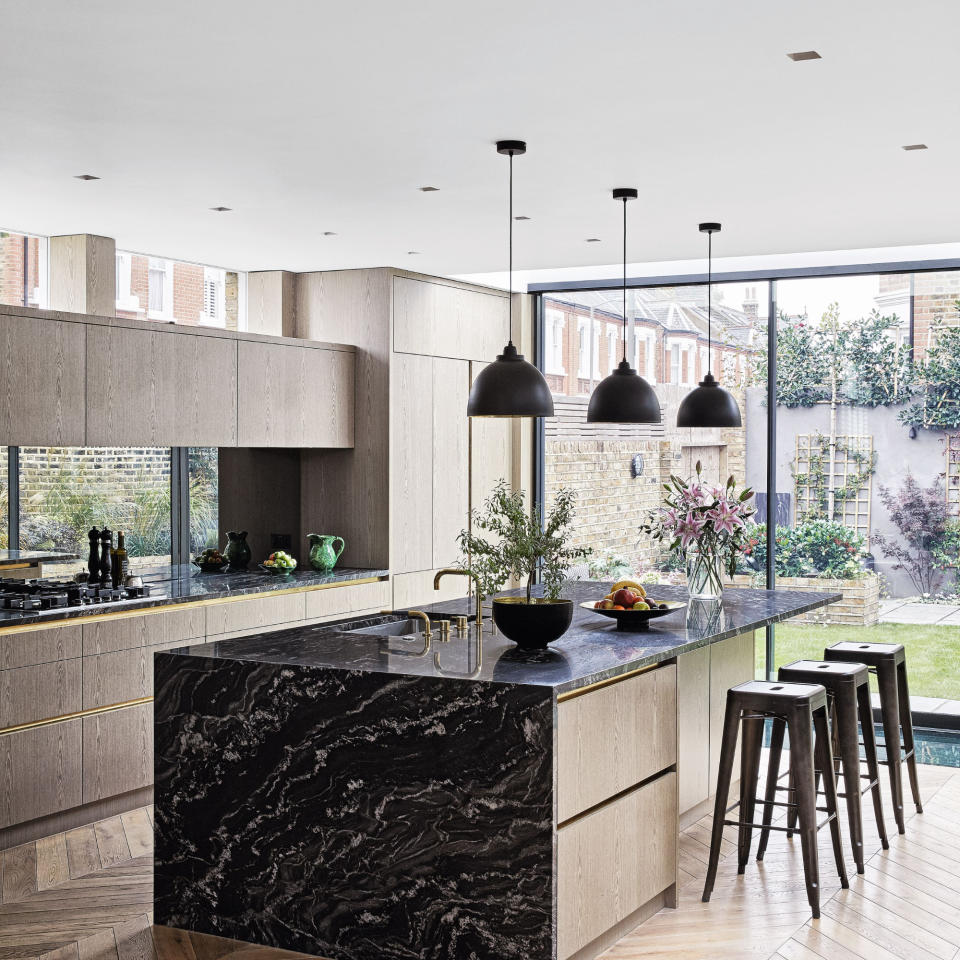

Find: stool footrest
<box><xmin>722</xmin><ymin>812</ymin><xmax>837</xmax><ymax>834</ymax></box>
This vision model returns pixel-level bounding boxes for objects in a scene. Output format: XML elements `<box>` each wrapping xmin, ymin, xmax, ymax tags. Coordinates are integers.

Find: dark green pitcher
<box><xmin>308</xmin><ymin>533</ymin><xmax>345</xmax><ymax>572</ymax></box>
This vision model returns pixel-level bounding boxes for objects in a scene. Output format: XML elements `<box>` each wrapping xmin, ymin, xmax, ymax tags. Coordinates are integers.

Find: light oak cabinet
<box><xmin>204</xmin><ymin>593</ymin><xmax>306</xmax><ymax>638</ymax></box>
<box><xmin>0</xmin><ymin>623</ymin><xmax>82</xmax><ymax>670</ymax></box>
<box><xmin>82</xmin><ymin>648</ymin><xmax>152</xmax><ymax>709</ymax></box>
<box><xmin>0</xmin><ymin>313</ymin><xmax>86</xmax><ymax>446</ymax></box>
<box><xmin>709</xmin><ymin>631</ymin><xmax>755</xmax><ymax>797</ymax></box>
<box><xmin>85</xmin><ymin>324</ymin><xmax>238</xmax><ymax>446</ymax></box>
<box><xmin>432</xmin><ymin>358</ymin><xmax>470</xmax><ymax>569</ymax></box>
<box><xmin>393</xmin><ymin>276</ymin><xmax>509</xmax><ymax>361</ymax></box>
<box><xmin>0</xmin><ymin>660</ymin><xmax>82</xmax><ymax>728</ymax></box>
<box><xmin>82</xmin><ymin>608</ymin><xmax>206</xmax><ymax>656</ymax></box>
<box><xmin>82</xmin><ymin>702</ymin><xmax>152</xmax><ymax>803</ymax></box>
<box><xmin>304</xmin><ymin>580</ymin><xmax>391</xmax><ymax>621</ymax></box>
<box><xmin>237</xmin><ymin>340</ymin><xmax>354</xmax><ymax>448</ymax></box>
<box><xmin>469</xmin><ymin>360</ymin><xmax>514</xmax><ymax>509</ymax></box>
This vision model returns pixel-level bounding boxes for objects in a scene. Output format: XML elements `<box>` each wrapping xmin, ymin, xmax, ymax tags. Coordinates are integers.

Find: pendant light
<box><xmin>676</xmin><ymin>222</ymin><xmax>743</xmax><ymax>428</ymax></box>
<box><xmin>467</xmin><ymin>140</ymin><xmax>554</xmax><ymax>418</ymax></box>
<box><xmin>587</xmin><ymin>188</ymin><xmax>661</xmax><ymax>424</ymax></box>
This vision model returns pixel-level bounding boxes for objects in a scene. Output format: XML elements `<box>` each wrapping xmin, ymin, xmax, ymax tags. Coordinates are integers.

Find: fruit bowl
<box><xmin>580</xmin><ymin>600</ymin><xmax>684</xmax><ymax>631</ymax></box>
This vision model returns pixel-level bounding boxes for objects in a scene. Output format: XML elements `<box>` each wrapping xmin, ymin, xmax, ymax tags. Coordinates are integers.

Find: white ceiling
<box><xmin>1</xmin><ymin>0</ymin><xmax>957</xmax><ymax>279</ymax></box>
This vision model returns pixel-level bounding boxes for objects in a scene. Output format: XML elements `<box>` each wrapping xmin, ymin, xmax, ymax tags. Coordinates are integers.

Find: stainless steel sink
<box><xmin>350</xmin><ymin>617</ymin><xmax>432</xmax><ymax>639</ymax></box>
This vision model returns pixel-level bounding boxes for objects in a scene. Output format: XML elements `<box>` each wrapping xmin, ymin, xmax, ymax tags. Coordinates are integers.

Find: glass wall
<box><xmin>188</xmin><ymin>447</ymin><xmax>219</xmax><ymax>555</ymax></box>
<box><xmin>18</xmin><ymin>447</ymin><xmax>172</xmax><ymax>569</ymax></box>
<box><xmin>116</xmin><ymin>250</ymin><xmax>243</xmax><ymax>329</ymax></box>
<box><xmin>0</xmin><ymin>230</ymin><xmax>46</xmax><ymax>308</ymax></box>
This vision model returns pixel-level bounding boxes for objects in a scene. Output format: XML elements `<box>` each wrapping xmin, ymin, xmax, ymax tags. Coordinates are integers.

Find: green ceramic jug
<box><xmin>308</xmin><ymin>533</ymin><xmax>345</xmax><ymax>572</ymax></box>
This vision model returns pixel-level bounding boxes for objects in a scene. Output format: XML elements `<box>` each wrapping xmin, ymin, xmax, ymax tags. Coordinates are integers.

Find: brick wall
<box><xmin>0</xmin><ymin>233</ymin><xmax>41</xmax><ymax>308</ymax></box>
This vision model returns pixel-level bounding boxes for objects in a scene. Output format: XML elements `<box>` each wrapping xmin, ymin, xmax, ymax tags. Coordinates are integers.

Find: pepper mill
<box><xmin>99</xmin><ymin>527</ymin><xmax>113</xmax><ymax>584</ymax></box>
<box><xmin>87</xmin><ymin>527</ymin><xmax>101</xmax><ymax>582</ymax></box>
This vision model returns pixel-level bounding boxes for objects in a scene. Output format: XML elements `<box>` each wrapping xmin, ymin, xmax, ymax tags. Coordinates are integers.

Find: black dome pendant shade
<box><xmin>587</xmin><ymin>188</ymin><xmax>661</xmax><ymax>424</ymax></box>
<box><xmin>468</xmin><ymin>141</ymin><xmax>554</xmax><ymax>419</ymax></box>
<box><xmin>676</xmin><ymin>223</ymin><xmax>743</xmax><ymax>428</ymax></box>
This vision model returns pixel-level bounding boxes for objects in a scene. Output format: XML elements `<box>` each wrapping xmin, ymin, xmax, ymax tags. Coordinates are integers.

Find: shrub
<box><xmin>741</xmin><ymin>519</ymin><xmax>867</xmax><ymax>580</ymax></box>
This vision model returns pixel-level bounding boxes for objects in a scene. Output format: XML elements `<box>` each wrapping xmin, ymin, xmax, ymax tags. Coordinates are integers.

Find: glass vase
<box><xmin>686</xmin><ymin>547</ymin><xmax>724</xmax><ymax>601</ymax></box>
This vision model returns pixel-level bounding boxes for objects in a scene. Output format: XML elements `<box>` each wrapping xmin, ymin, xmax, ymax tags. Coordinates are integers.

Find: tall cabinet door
<box><xmin>470</xmin><ymin>360</ymin><xmax>514</xmax><ymax>511</ymax></box>
<box><xmin>432</xmin><ymin>358</ymin><xmax>470</xmax><ymax>568</ymax></box>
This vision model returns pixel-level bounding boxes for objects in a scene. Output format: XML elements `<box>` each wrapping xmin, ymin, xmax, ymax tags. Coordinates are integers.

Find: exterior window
<box><xmin>607</xmin><ymin>328</ymin><xmax>619</xmax><ymax>372</ymax></box>
<box><xmin>669</xmin><ymin>343</ymin><xmax>680</xmax><ymax>384</ymax></box>
<box><xmin>544</xmin><ymin>308</ymin><xmax>565</xmax><ymax>375</ymax></box>
<box><xmin>148</xmin><ymin>258</ymin><xmax>173</xmax><ymax>320</ymax></box>
<box><xmin>577</xmin><ymin>320</ymin><xmax>590</xmax><ymax>378</ymax></box>
<box><xmin>115</xmin><ymin>252</ymin><xmax>139</xmax><ymax>312</ymax></box>
<box><xmin>0</xmin><ymin>230</ymin><xmax>47</xmax><ymax>308</ymax></box>
<box><xmin>188</xmin><ymin>447</ymin><xmax>219</xmax><ymax>555</ymax></box>
<box><xmin>700</xmin><ymin>346</ymin><xmax>709</xmax><ymax>379</ymax></box>
<box><xmin>201</xmin><ymin>267</ymin><xmax>225</xmax><ymax>325</ymax></box>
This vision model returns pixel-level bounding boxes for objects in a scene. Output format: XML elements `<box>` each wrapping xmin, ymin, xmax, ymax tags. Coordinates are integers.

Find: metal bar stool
<box><xmin>824</xmin><ymin>641</ymin><xmax>922</xmax><ymax>834</ymax></box>
<box><xmin>702</xmin><ymin>680</ymin><xmax>849</xmax><ymax>919</ymax></box>
<box><xmin>772</xmin><ymin>660</ymin><xmax>888</xmax><ymax>874</ymax></box>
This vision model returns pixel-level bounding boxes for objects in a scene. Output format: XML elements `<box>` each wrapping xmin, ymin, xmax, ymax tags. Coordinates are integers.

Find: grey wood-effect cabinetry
<box><xmin>85</xmin><ymin>325</ymin><xmax>239</xmax><ymax>446</ymax></box>
<box><xmin>393</xmin><ymin>276</ymin><xmax>509</xmax><ymax>361</ymax></box>
<box><xmin>0</xmin><ymin>660</ymin><xmax>82</xmax><ymax>728</ymax></box>
<box><xmin>237</xmin><ymin>341</ymin><xmax>354</xmax><ymax>448</ymax></box>
<box><xmin>469</xmin><ymin>360</ymin><xmax>514</xmax><ymax>509</ymax></box>
<box><xmin>0</xmin><ymin>313</ymin><xmax>86</xmax><ymax>446</ymax></box>
<box><xmin>82</xmin><ymin>702</ymin><xmax>152</xmax><ymax>803</ymax></box>
<box><xmin>82</xmin><ymin>608</ymin><xmax>206</xmax><ymax>656</ymax></box>
<box><xmin>432</xmin><ymin>358</ymin><xmax>470</xmax><ymax>569</ymax></box>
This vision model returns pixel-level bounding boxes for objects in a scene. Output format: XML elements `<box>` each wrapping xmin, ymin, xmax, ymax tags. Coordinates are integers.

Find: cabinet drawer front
<box><xmin>0</xmin><ymin>720</ymin><xmax>83</xmax><ymax>829</ymax></box>
<box><xmin>82</xmin><ymin>608</ymin><xmax>206</xmax><ymax>656</ymax></box>
<box><xmin>82</xmin><ymin>703</ymin><xmax>153</xmax><ymax>802</ymax></box>
<box><xmin>0</xmin><ymin>660</ymin><xmax>82</xmax><ymax>728</ymax></box>
<box><xmin>82</xmin><ymin>648</ymin><xmax>152</xmax><ymax>709</ymax></box>
<box><xmin>557</xmin><ymin>772</ymin><xmax>677</xmax><ymax>960</ymax></box>
<box><xmin>204</xmin><ymin>593</ymin><xmax>305</xmax><ymax>637</ymax></box>
<box><xmin>0</xmin><ymin>623</ymin><xmax>82</xmax><ymax>669</ymax></box>
<box><xmin>557</xmin><ymin>664</ymin><xmax>677</xmax><ymax>822</ymax></box>
<box><xmin>304</xmin><ymin>580</ymin><xmax>391</xmax><ymax>621</ymax></box>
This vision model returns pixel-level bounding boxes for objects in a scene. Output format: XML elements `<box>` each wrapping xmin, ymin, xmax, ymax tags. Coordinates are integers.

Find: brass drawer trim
<box><xmin>0</xmin><ymin>696</ymin><xmax>153</xmax><ymax>738</ymax></box>
<box><xmin>556</xmin><ymin>663</ymin><xmax>660</xmax><ymax>703</ymax></box>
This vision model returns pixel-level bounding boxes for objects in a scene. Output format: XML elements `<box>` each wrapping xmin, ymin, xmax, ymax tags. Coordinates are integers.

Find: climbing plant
<box><xmin>844</xmin><ymin>310</ymin><xmax>914</xmax><ymax>407</ymax></box>
<box><xmin>899</xmin><ymin>307</ymin><xmax>960</xmax><ymax>431</ymax></box>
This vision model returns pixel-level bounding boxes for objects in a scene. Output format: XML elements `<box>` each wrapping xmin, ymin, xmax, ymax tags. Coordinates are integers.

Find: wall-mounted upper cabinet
<box><xmin>238</xmin><ymin>341</ymin><xmax>355</xmax><ymax>448</ymax></box>
<box><xmin>393</xmin><ymin>276</ymin><xmax>509</xmax><ymax>361</ymax></box>
<box><xmin>85</xmin><ymin>325</ymin><xmax>239</xmax><ymax>447</ymax></box>
<box><xmin>0</xmin><ymin>313</ymin><xmax>86</xmax><ymax>446</ymax></box>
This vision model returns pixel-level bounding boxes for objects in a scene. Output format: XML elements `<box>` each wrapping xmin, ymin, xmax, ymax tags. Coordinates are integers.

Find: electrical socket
<box><xmin>270</xmin><ymin>533</ymin><xmax>292</xmax><ymax>550</ymax></box>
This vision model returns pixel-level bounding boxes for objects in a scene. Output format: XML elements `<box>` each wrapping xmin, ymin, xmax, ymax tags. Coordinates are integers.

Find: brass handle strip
<box><xmin>556</xmin><ymin>663</ymin><xmax>660</xmax><ymax>704</ymax></box>
<box><xmin>0</xmin><ymin>575</ymin><xmax>388</xmax><ymax>635</ymax></box>
<box><xmin>0</xmin><ymin>696</ymin><xmax>153</xmax><ymax>738</ymax></box>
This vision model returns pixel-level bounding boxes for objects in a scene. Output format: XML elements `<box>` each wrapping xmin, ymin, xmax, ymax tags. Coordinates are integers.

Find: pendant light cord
<box><xmin>507</xmin><ymin>149</ymin><xmax>514</xmax><ymax>347</ymax></box>
<box><xmin>622</xmin><ymin>197</ymin><xmax>627</xmax><ymax>363</ymax></box>
<box><xmin>707</xmin><ymin>229</ymin><xmax>712</xmax><ymax>374</ymax></box>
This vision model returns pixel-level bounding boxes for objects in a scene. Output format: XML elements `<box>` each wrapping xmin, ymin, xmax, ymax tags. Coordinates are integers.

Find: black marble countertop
<box><xmin>172</xmin><ymin>580</ymin><xmax>841</xmax><ymax>695</ymax></box>
<box><xmin>0</xmin><ymin>565</ymin><xmax>388</xmax><ymax>628</ymax></box>
<box><xmin>0</xmin><ymin>549</ymin><xmax>79</xmax><ymax>567</ymax></box>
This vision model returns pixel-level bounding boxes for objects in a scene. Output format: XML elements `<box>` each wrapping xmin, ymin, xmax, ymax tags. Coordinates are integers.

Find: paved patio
<box><xmin>880</xmin><ymin>598</ymin><xmax>960</xmax><ymax>626</ymax></box>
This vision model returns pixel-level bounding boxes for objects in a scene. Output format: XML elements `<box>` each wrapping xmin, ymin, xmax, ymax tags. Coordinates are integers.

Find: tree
<box><xmin>844</xmin><ymin>310</ymin><xmax>914</xmax><ymax>407</ymax></box>
<box><xmin>899</xmin><ymin>309</ymin><xmax>960</xmax><ymax>431</ymax></box>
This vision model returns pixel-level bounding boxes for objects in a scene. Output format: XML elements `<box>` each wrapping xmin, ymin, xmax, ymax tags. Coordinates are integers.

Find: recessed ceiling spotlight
<box><xmin>787</xmin><ymin>50</ymin><xmax>821</xmax><ymax>61</ymax></box>
<box><xmin>322</xmin><ymin>231</ymin><xmax>337</xmax><ymax>236</ymax></box>
<box><xmin>209</xmin><ymin>206</ymin><xmax>232</xmax><ymax>212</ymax></box>
<box><xmin>514</xmin><ymin>215</ymin><xmax>531</xmax><ymax>221</ymax></box>
<box><xmin>419</xmin><ymin>186</ymin><xmax>439</xmax><ymax>192</ymax></box>
<box><xmin>902</xmin><ymin>143</ymin><xmax>928</xmax><ymax>151</ymax></box>
<box><xmin>407</xmin><ymin>250</ymin><xmax>421</xmax><ymax>255</ymax></box>
<box><xmin>585</xmin><ymin>238</ymin><xmax>601</xmax><ymax>243</ymax></box>
<box><xmin>74</xmin><ymin>174</ymin><xmax>100</xmax><ymax>180</ymax></box>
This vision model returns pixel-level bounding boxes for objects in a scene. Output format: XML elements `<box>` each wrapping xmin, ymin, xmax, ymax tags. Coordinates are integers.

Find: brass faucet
<box><xmin>433</xmin><ymin>568</ymin><xmax>484</xmax><ymax>627</ymax></box>
<box><xmin>407</xmin><ymin>609</ymin><xmax>433</xmax><ymax>652</ymax></box>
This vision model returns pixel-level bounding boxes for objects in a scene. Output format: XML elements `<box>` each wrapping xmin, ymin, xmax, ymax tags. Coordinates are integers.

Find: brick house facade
<box><xmin>0</xmin><ymin>232</ymin><xmax>42</xmax><ymax>309</ymax></box>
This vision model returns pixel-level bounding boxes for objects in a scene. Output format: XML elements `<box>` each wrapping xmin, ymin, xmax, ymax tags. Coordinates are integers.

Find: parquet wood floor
<box><xmin>1</xmin><ymin>761</ymin><xmax>957</xmax><ymax>960</ymax></box>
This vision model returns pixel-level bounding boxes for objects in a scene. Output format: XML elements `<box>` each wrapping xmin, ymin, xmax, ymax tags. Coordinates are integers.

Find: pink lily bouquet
<box><xmin>641</xmin><ymin>461</ymin><xmax>756</xmax><ymax>599</ymax></box>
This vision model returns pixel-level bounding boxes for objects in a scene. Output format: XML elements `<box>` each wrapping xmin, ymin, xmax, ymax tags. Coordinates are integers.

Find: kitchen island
<box><xmin>153</xmin><ymin>582</ymin><xmax>839</xmax><ymax>960</ymax></box>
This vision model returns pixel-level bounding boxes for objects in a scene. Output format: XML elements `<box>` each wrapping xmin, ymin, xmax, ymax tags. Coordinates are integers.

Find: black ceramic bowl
<box><xmin>192</xmin><ymin>559</ymin><xmax>229</xmax><ymax>574</ymax></box>
<box><xmin>492</xmin><ymin>598</ymin><xmax>573</xmax><ymax>649</ymax></box>
<box><xmin>579</xmin><ymin>599</ymin><xmax>684</xmax><ymax>631</ymax></box>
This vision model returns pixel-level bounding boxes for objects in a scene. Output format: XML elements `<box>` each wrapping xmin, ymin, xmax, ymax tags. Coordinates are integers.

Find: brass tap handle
<box><xmin>439</xmin><ymin>620</ymin><xmax>451</xmax><ymax>642</ymax></box>
<box><xmin>456</xmin><ymin>616</ymin><xmax>468</xmax><ymax>635</ymax></box>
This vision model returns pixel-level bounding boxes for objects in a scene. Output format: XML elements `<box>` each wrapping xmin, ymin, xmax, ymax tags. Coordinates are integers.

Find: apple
<box><xmin>613</xmin><ymin>588</ymin><xmax>638</xmax><ymax>607</ymax></box>
<box><xmin>632</xmin><ymin>600</ymin><xmax>649</xmax><ymax>610</ymax></box>
<box><xmin>600</xmin><ymin>599</ymin><xmax>615</xmax><ymax>610</ymax></box>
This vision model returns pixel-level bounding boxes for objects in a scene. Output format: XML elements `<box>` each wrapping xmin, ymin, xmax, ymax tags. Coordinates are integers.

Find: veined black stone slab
<box><xmin>154</xmin><ymin>653</ymin><xmax>554</xmax><ymax>960</ymax></box>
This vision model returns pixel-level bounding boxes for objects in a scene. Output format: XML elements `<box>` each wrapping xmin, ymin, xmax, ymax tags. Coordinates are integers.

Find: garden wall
<box><xmin>730</xmin><ymin>572</ymin><xmax>880</xmax><ymax>626</ymax></box>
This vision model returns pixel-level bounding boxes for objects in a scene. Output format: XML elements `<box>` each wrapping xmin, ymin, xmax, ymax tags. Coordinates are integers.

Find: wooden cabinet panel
<box><xmin>82</xmin><ymin>608</ymin><xmax>205</xmax><ymax>656</ymax></box>
<box><xmin>204</xmin><ymin>593</ymin><xmax>305</xmax><ymax>638</ymax></box>
<box><xmin>0</xmin><ymin>660</ymin><xmax>82</xmax><ymax>728</ymax></box>
<box><xmin>0</xmin><ymin>313</ymin><xmax>86</xmax><ymax>445</ymax></box>
<box><xmin>85</xmin><ymin>325</ymin><xmax>238</xmax><ymax>446</ymax></box>
<box><xmin>0</xmin><ymin>720</ymin><xmax>82</xmax><ymax>829</ymax></box>
<box><xmin>237</xmin><ymin>341</ymin><xmax>354</xmax><ymax>448</ymax></box>
<box><xmin>709</xmin><ymin>631</ymin><xmax>755</xmax><ymax>796</ymax></box>
<box><xmin>390</xmin><ymin>352</ymin><xmax>434</xmax><ymax>573</ymax></box>
<box><xmin>82</xmin><ymin>648</ymin><xmax>151</xmax><ymax>709</ymax></box>
<box><xmin>677</xmin><ymin>645</ymin><xmax>711</xmax><ymax>817</ymax></box>
<box><xmin>557</xmin><ymin>772</ymin><xmax>677</xmax><ymax>960</ymax></box>
<box><xmin>432</xmin><ymin>358</ymin><xmax>470</xmax><ymax>569</ymax></box>
<box><xmin>303</xmin><ymin>580</ymin><xmax>391</xmax><ymax>621</ymax></box>
<box><xmin>391</xmin><ymin>570</ymin><xmax>467</xmax><ymax>611</ymax></box>
<box><xmin>0</xmin><ymin>623</ymin><xmax>82</xmax><ymax>670</ymax></box>
<box><xmin>393</xmin><ymin>277</ymin><xmax>509</xmax><ymax>361</ymax></box>
<box><xmin>82</xmin><ymin>703</ymin><xmax>152</xmax><ymax>802</ymax></box>
<box><xmin>469</xmin><ymin>360</ymin><xmax>514</xmax><ymax>509</ymax></box>
<box><xmin>557</xmin><ymin>665</ymin><xmax>677</xmax><ymax>823</ymax></box>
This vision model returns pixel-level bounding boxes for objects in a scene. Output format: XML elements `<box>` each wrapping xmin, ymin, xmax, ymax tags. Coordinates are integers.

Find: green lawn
<box><xmin>756</xmin><ymin>622</ymin><xmax>960</xmax><ymax>701</ymax></box>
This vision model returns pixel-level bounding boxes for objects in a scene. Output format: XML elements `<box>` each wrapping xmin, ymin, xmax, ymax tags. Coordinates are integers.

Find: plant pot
<box><xmin>492</xmin><ymin>597</ymin><xmax>573</xmax><ymax>649</ymax></box>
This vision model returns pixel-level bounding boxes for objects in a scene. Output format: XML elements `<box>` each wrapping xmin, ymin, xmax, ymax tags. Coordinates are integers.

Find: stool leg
<box><xmin>834</xmin><ymin>685</ymin><xmax>865</xmax><ymax>874</ymax></box>
<box><xmin>897</xmin><ymin>661</ymin><xmax>923</xmax><ymax>815</ymax></box>
<box><xmin>788</xmin><ymin>709</ymin><xmax>821</xmax><ymax>918</ymax></box>
<box><xmin>858</xmin><ymin>680</ymin><xmax>889</xmax><ymax>850</ymax></box>
<box><xmin>786</xmin><ymin>767</ymin><xmax>797</xmax><ymax>839</ymax></box>
<box><xmin>703</xmin><ymin>698</ymin><xmax>741</xmax><ymax>903</ymax></box>
<box><xmin>738</xmin><ymin>714</ymin><xmax>764</xmax><ymax>873</ymax></box>
<box><xmin>877</xmin><ymin>660</ymin><xmax>906</xmax><ymax>834</ymax></box>
<box><xmin>756</xmin><ymin>716</ymin><xmax>785</xmax><ymax>861</ymax></box>
<box><xmin>815</xmin><ymin>703</ymin><xmax>850</xmax><ymax>890</ymax></box>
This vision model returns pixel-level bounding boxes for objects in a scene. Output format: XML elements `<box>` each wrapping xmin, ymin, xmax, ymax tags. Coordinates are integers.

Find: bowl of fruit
<box><xmin>261</xmin><ymin>550</ymin><xmax>297</xmax><ymax>575</ymax></box>
<box><xmin>581</xmin><ymin>580</ymin><xmax>684</xmax><ymax>632</ymax></box>
<box><xmin>192</xmin><ymin>548</ymin><xmax>229</xmax><ymax>573</ymax></box>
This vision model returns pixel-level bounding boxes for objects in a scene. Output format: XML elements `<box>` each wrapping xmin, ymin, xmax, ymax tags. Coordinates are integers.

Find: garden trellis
<box><xmin>947</xmin><ymin>433</ymin><xmax>960</xmax><ymax>517</ymax></box>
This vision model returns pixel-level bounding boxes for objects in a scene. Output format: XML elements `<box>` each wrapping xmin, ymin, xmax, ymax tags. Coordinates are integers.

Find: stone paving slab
<box><xmin>880</xmin><ymin>601</ymin><xmax>960</xmax><ymax>625</ymax></box>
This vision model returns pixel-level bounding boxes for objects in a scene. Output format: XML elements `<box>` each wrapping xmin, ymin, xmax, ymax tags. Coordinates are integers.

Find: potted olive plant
<box><xmin>458</xmin><ymin>481</ymin><xmax>589</xmax><ymax>649</ymax></box>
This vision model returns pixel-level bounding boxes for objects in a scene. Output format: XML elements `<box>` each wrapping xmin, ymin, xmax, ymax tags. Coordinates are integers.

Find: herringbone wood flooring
<box><xmin>1</xmin><ymin>762</ymin><xmax>958</xmax><ymax>960</ymax></box>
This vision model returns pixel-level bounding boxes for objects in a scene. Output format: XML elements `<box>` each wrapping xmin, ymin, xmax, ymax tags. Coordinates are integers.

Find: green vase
<box><xmin>308</xmin><ymin>533</ymin><xmax>345</xmax><ymax>572</ymax></box>
<box><xmin>224</xmin><ymin>530</ymin><xmax>251</xmax><ymax>570</ymax></box>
